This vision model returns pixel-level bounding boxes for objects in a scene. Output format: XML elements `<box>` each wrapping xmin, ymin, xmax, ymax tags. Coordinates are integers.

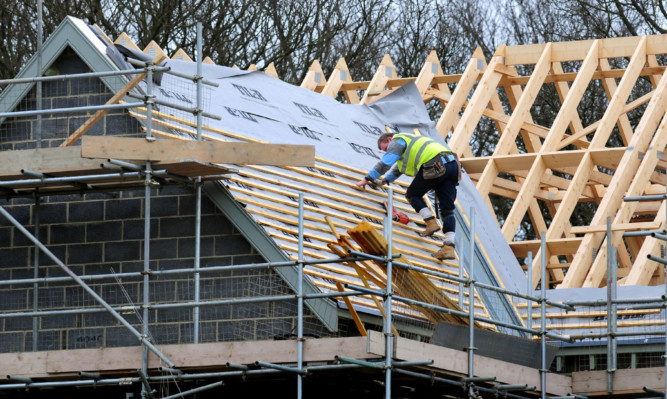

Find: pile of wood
<box><xmin>347</xmin><ymin>221</ymin><xmax>473</xmax><ymax>326</ymax></box>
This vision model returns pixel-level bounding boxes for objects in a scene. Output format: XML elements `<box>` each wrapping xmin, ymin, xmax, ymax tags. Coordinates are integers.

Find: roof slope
<box><xmin>129</xmin><ymin>57</ymin><xmax>526</xmax><ymax>331</ymax></box>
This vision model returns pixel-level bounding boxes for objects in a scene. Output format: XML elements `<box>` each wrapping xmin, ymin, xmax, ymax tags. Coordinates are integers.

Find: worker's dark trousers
<box><xmin>405</xmin><ymin>160</ymin><xmax>459</xmax><ymax>234</ymax></box>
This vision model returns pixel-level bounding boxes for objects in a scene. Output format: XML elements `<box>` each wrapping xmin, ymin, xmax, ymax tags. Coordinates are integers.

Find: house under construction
<box><xmin>1</xmin><ymin>16</ymin><xmax>667</xmax><ymax>398</ymax></box>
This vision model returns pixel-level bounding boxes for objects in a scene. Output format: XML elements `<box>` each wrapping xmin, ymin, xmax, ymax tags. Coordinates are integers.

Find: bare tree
<box><xmin>0</xmin><ymin>0</ymin><xmax>664</xmax><ymax>82</ymax></box>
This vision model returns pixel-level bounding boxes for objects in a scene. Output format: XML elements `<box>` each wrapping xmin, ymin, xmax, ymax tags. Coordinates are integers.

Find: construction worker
<box><xmin>355</xmin><ymin>132</ymin><xmax>460</xmax><ymax>260</ymax></box>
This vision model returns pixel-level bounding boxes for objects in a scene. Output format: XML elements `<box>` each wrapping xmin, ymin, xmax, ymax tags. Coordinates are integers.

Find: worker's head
<box><xmin>377</xmin><ymin>133</ymin><xmax>394</xmax><ymax>151</ymax></box>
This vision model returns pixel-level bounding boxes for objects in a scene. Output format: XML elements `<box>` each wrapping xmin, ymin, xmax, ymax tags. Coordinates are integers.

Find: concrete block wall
<box><xmin>0</xmin><ymin>46</ymin><xmax>334</xmax><ymax>353</ymax></box>
<box><xmin>0</xmin><ymin>187</ymin><xmax>332</xmax><ymax>352</ymax></box>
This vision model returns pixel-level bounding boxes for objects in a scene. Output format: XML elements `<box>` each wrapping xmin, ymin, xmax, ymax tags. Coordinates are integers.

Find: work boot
<box><xmin>420</xmin><ymin>217</ymin><xmax>440</xmax><ymax>237</ymax></box>
<box><xmin>431</xmin><ymin>244</ymin><xmax>456</xmax><ymax>261</ymax></box>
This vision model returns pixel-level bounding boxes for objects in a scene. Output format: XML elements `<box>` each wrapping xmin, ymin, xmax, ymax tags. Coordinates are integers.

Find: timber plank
<box><xmin>81</xmin><ymin>136</ymin><xmax>315</xmax><ymax>166</ymax></box>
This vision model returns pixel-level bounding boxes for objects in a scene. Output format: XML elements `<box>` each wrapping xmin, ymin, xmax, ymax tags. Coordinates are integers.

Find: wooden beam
<box><xmin>172</xmin><ymin>48</ymin><xmax>192</xmax><ymax>61</ymax></box>
<box><xmin>509</xmin><ymin>238</ymin><xmax>582</xmax><ymax>258</ymax></box>
<box><xmin>476</xmin><ymin>44</ymin><xmax>552</xmax><ymax>207</ymax></box>
<box><xmin>360</xmin><ymin>54</ymin><xmax>397</xmax><ymax>104</ymax></box>
<box><xmin>300</xmin><ymin>59</ymin><xmax>326</xmax><ymax>91</ymax></box>
<box><xmin>501</xmin><ymin>65</ymin><xmax>665</xmax><ymax>86</ymax></box>
<box><xmin>81</xmin><ymin>136</ymin><xmax>315</xmax><ymax>167</ymax></box>
<box><xmin>569</xmin><ymin>221</ymin><xmax>660</xmax><ymax>234</ymax></box>
<box><xmin>563</xmin><ymin>58</ymin><xmax>667</xmax><ymax>288</ymax></box>
<box><xmin>114</xmin><ymin>32</ymin><xmax>141</xmax><ymax>51</ymax></box>
<box><xmin>447</xmin><ymin>53</ymin><xmax>504</xmax><ymax>154</ymax></box>
<box><xmin>143</xmin><ymin>40</ymin><xmax>169</xmax><ymax>60</ymax></box>
<box><xmin>436</xmin><ymin>48</ymin><xmax>484</xmax><ymax>140</ymax></box>
<box><xmin>586</xmin><ymin>114</ymin><xmax>667</xmax><ymax>287</ymax></box>
<box><xmin>0</xmin><ymin>146</ymin><xmax>100</xmax><ymax>174</ymax></box>
<box><xmin>388</xmin><ymin>335</ymin><xmax>572</xmax><ymax>396</ymax></box>
<box><xmin>572</xmin><ymin>367</ymin><xmax>665</xmax><ymax>396</ymax></box>
<box><xmin>321</xmin><ymin>58</ymin><xmax>359</xmax><ymax>103</ymax></box>
<box><xmin>624</xmin><ymin>209</ymin><xmax>666</xmax><ymax>285</ymax></box>
<box><xmin>503</xmin><ymin>34</ymin><xmax>667</xmax><ymax>65</ymax></box>
<box><xmin>0</xmin><ymin>336</ymin><xmax>374</xmax><ymax>378</ymax></box>
<box><xmin>507</xmin><ymin>41</ymin><xmax>599</xmax><ymax>285</ymax></box>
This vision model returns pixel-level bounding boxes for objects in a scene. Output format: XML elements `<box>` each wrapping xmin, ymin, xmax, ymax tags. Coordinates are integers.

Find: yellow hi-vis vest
<box><xmin>394</xmin><ymin>133</ymin><xmax>451</xmax><ymax>177</ymax></box>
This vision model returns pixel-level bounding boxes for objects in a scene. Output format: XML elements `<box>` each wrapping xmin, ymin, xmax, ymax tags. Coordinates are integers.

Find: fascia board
<box><xmin>203</xmin><ymin>180</ymin><xmax>339</xmax><ymax>332</ymax></box>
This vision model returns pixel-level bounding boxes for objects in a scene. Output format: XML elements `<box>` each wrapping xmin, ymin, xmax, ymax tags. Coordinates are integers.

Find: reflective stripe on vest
<box><xmin>394</xmin><ymin>133</ymin><xmax>451</xmax><ymax>177</ymax></box>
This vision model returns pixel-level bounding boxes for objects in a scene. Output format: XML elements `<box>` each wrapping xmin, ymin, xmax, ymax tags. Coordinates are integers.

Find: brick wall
<box><xmin>0</xmin><ymin>46</ymin><xmax>335</xmax><ymax>353</ymax></box>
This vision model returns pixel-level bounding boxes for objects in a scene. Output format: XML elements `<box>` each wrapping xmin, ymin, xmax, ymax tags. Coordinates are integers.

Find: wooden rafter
<box><xmin>115</xmin><ymin>31</ymin><xmax>667</xmax><ymax>290</ymax></box>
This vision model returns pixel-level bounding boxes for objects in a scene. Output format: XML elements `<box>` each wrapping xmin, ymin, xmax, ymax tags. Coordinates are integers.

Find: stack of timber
<box><xmin>347</xmin><ymin>221</ymin><xmax>474</xmax><ymax>326</ymax></box>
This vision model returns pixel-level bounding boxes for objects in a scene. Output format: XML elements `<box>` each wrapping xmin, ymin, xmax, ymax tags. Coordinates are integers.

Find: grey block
<box><xmin>200</xmin><ymin>305</ymin><xmax>231</xmax><ymax>321</ymax></box>
<box><xmin>105</xmin><ymin>240</ymin><xmax>140</xmax><ymax>262</ymax></box>
<box><xmin>40</xmin><ymin>203</ymin><xmax>67</xmax><ymax>224</ymax></box>
<box><xmin>181</xmin><ymin>322</ymin><xmax>217</xmax><ymax>343</ymax></box>
<box><xmin>7</xmin><ymin>204</ymin><xmax>31</xmax><ymax>225</ymax></box>
<box><xmin>82</xmin><ymin>312</ymin><xmax>117</xmax><ymax>327</ymax></box>
<box><xmin>1</xmin><ymin>247</ymin><xmax>29</xmax><ymax>268</ymax></box>
<box><xmin>41</xmin><ymin>314</ymin><xmax>77</xmax><ymax>329</ymax></box>
<box><xmin>105</xmin><ymin>198</ymin><xmax>142</xmax><ymax>220</ymax></box>
<box><xmin>104</xmin><ymin>114</ymin><xmax>141</xmax><ymax>136</ymax></box>
<box><xmin>232</xmin><ymin>302</ymin><xmax>270</xmax><ymax>319</ymax></box>
<box><xmin>103</xmin><ymin>282</ymin><xmax>140</xmax><ymax>305</ymax></box>
<box><xmin>149</xmin><ymin>238</ymin><xmax>178</xmax><ymax>259</ymax></box>
<box><xmin>176</xmin><ymin>280</ymin><xmax>193</xmax><ymax>301</ymax></box>
<box><xmin>13</xmin><ymin>226</ymin><xmax>46</xmax><ymax>246</ymax></box>
<box><xmin>4</xmin><ymin>316</ymin><xmax>33</xmax><ymax>331</ymax></box>
<box><xmin>69</xmin><ymin>201</ymin><xmax>104</xmax><ymax>222</ymax></box>
<box><xmin>178</xmin><ymin>236</ymin><xmax>214</xmax><ymax>258</ymax></box>
<box><xmin>157</xmin><ymin>308</ymin><xmax>192</xmax><ymax>323</ymax></box>
<box><xmin>160</xmin><ymin>216</ymin><xmax>195</xmax><ymax>237</ymax></box>
<box><xmin>0</xmin><ymin>332</ymin><xmax>26</xmax><ymax>352</ymax></box>
<box><xmin>214</xmin><ymin>235</ymin><xmax>252</xmax><ymax>256</ymax></box>
<box><xmin>68</xmin><ymin>243</ymin><xmax>103</xmax><ymax>264</ymax></box>
<box><xmin>123</xmin><ymin>219</ymin><xmax>158</xmax><ymax>240</ymax></box>
<box><xmin>87</xmin><ymin>221</ymin><xmax>122</xmax><ymax>242</ymax></box>
<box><xmin>149</xmin><ymin>281</ymin><xmax>176</xmax><ymax>302</ymax></box>
<box><xmin>68</xmin><ymin>328</ymin><xmax>105</xmax><ymax>349</ymax></box>
<box><xmin>0</xmin><ymin>290</ymin><xmax>28</xmax><ymax>311</ymax></box>
<box><xmin>37</xmin><ymin>287</ymin><xmax>65</xmax><ymax>309</ymax></box>
<box><xmin>50</xmin><ymin>224</ymin><xmax>85</xmax><ymax>244</ymax></box>
<box><xmin>150</xmin><ymin>324</ymin><xmax>180</xmax><ymax>345</ymax></box>
<box><xmin>218</xmin><ymin>319</ymin><xmax>255</xmax><ymax>341</ymax></box>
<box><xmin>28</xmin><ymin>329</ymin><xmax>63</xmax><ymax>351</ymax></box>
<box><xmin>201</xmin><ymin>214</ymin><xmax>234</xmax><ymax>235</ymax></box>
<box><xmin>37</xmin><ymin>245</ymin><xmax>66</xmax><ymax>267</ymax></box>
<box><xmin>256</xmin><ymin>318</ymin><xmax>295</xmax><ymax>340</ymax></box>
<box><xmin>71</xmin><ymin>77</ymin><xmax>102</xmax><ymax>96</ymax></box>
<box><xmin>105</xmin><ymin>326</ymin><xmax>141</xmax><ymax>347</ymax></box>
<box><xmin>151</xmin><ymin>196</ymin><xmax>179</xmax><ymax>217</ymax></box>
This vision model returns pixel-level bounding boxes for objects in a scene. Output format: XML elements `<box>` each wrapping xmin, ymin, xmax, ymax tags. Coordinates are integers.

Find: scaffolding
<box><xmin>1</xmin><ymin>22</ymin><xmax>667</xmax><ymax>399</ymax></box>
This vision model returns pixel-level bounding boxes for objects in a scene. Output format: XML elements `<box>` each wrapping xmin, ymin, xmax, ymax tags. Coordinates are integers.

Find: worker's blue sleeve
<box><xmin>366</xmin><ymin>139</ymin><xmax>405</xmax><ymax>180</ymax></box>
<box><xmin>367</xmin><ymin>153</ymin><xmax>401</xmax><ymax>180</ymax></box>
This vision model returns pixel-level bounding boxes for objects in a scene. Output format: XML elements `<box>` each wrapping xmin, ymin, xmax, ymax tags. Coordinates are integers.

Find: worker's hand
<box><xmin>355</xmin><ymin>178</ymin><xmax>368</xmax><ymax>190</ymax></box>
<box><xmin>380</xmin><ymin>178</ymin><xmax>389</xmax><ymax>186</ymax></box>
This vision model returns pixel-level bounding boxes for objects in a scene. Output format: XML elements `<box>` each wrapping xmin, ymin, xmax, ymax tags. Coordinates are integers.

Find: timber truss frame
<box><xmin>113</xmin><ymin>31</ymin><xmax>667</xmax><ymax>290</ymax></box>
